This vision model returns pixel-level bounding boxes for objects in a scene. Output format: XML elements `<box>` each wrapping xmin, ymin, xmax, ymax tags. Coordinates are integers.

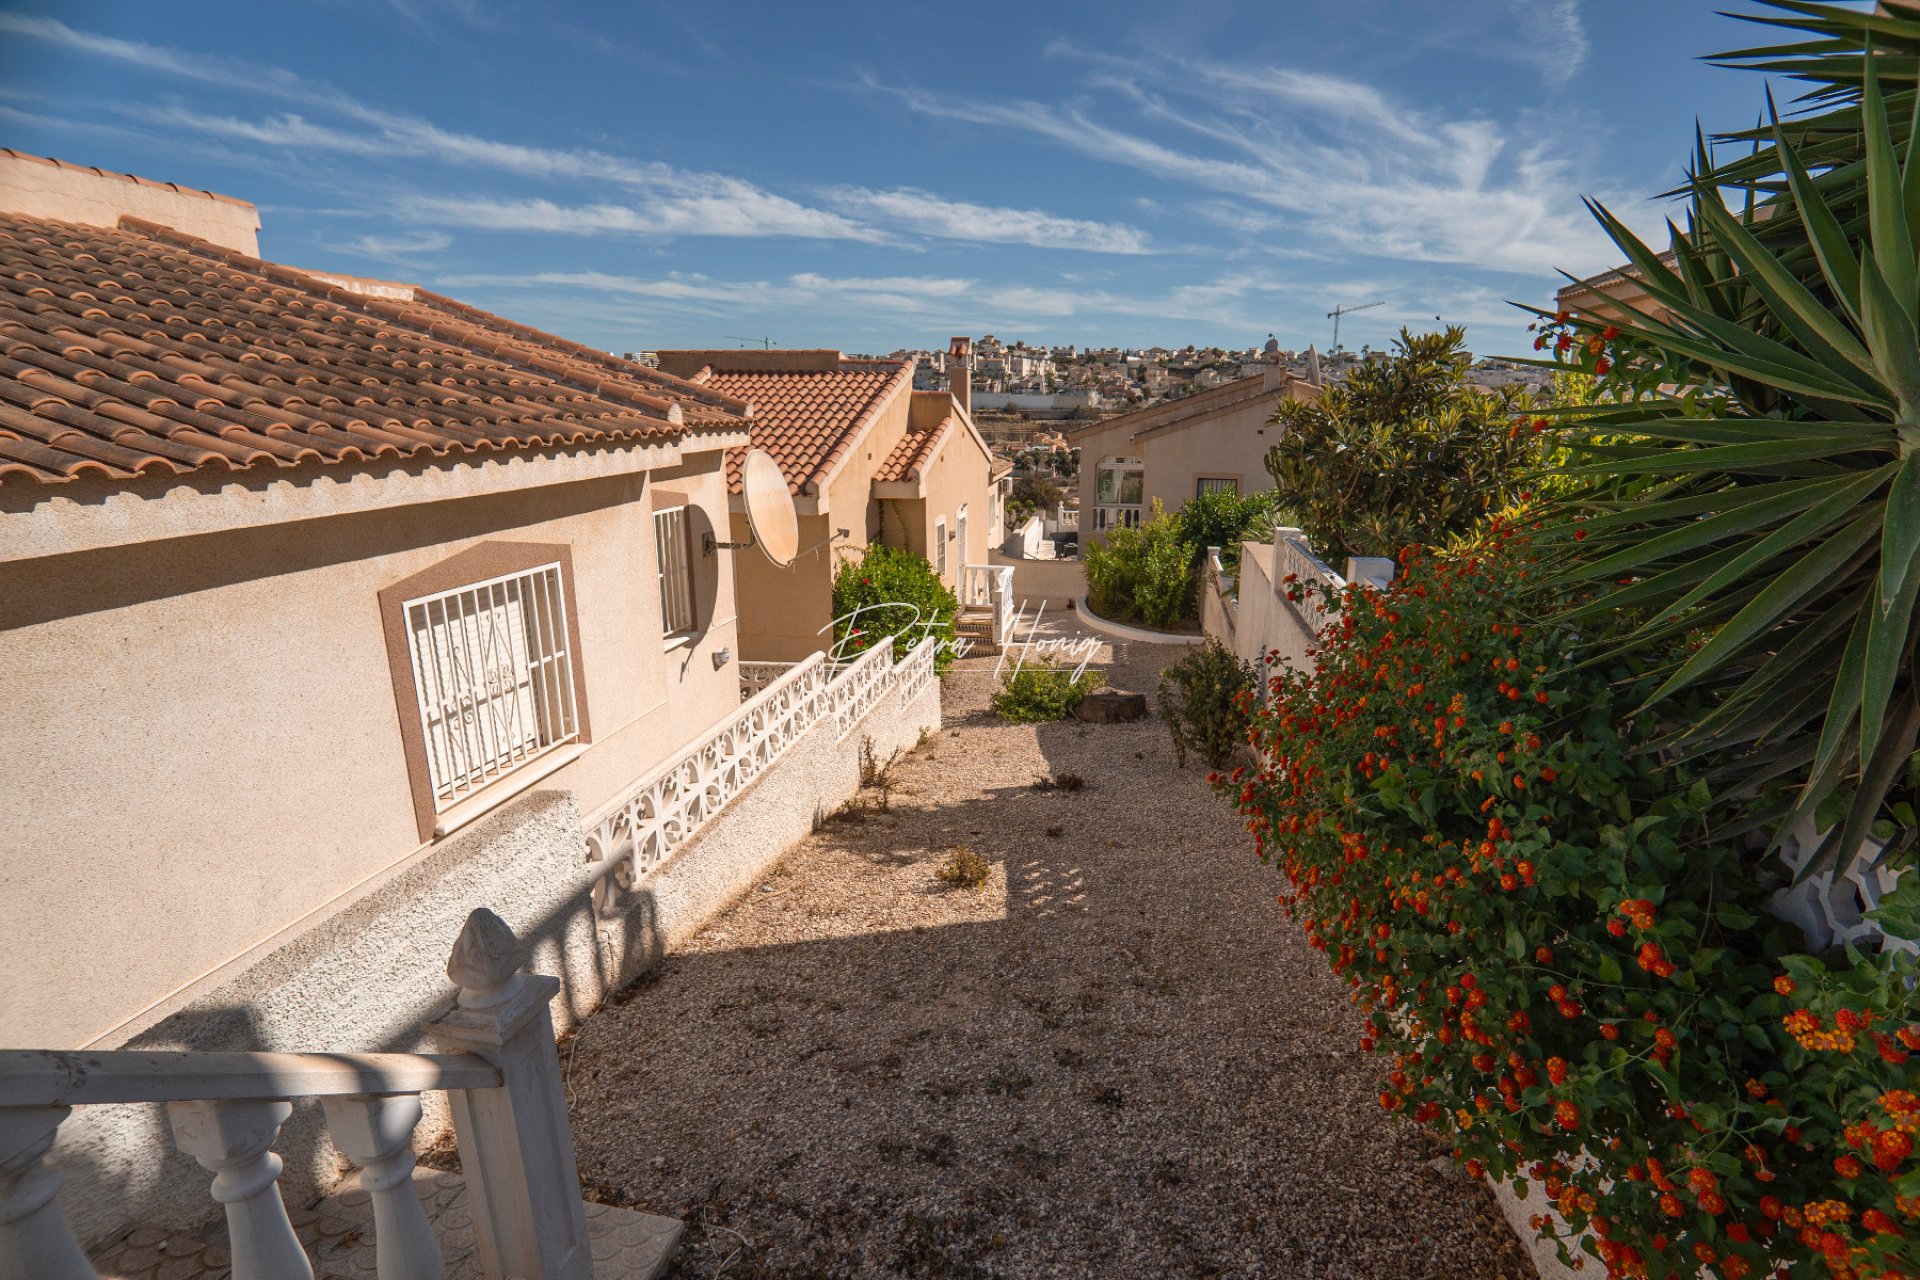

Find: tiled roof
<box><xmin>704</xmin><ymin>360</ymin><xmax>911</xmax><ymax>495</ymax></box>
<box><xmin>875</xmin><ymin>415</ymin><xmax>951</xmax><ymax>483</ymax></box>
<box><xmin>0</xmin><ymin>213</ymin><xmax>749</xmax><ymax>488</ymax></box>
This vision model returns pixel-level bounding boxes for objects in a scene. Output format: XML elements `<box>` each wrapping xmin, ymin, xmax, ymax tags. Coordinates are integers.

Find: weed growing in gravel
<box><xmin>1045</xmin><ymin>824</ymin><xmax>1064</xmax><ymax>839</ymax></box>
<box><xmin>934</xmin><ymin>845</ymin><xmax>990</xmax><ymax>890</ymax></box>
<box><xmin>990</xmin><ymin>660</ymin><xmax>1104</xmax><ymax>723</ymax></box>
<box><xmin>858</xmin><ymin>735</ymin><xmax>901</xmax><ymax>811</ymax></box>
<box><xmin>826</xmin><ymin>797</ymin><xmax>871</xmax><ymax>825</ymax></box>
<box><xmin>1053</xmin><ymin>771</ymin><xmax>1086</xmax><ymax>792</ymax></box>
<box><xmin>1029</xmin><ymin>775</ymin><xmax>1055</xmax><ymax>792</ymax></box>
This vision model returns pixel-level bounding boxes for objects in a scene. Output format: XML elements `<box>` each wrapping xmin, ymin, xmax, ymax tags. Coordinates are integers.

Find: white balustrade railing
<box><xmin>1272</xmin><ymin>528</ymin><xmax>1345</xmax><ymax>635</ymax></box>
<box><xmin>737</xmin><ymin>661</ymin><xmax>796</xmax><ymax>702</ymax></box>
<box><xmin>1093</xmin><ymin>504</ymin><xmax>1143</xmax><ymax>533</ymax></box>
<box><xmin>0</xmin><ymin>909</ymin><xmax>591</xmax><ymax>1280</ymax></box>
<box><xmin>586</xmin><ymin>654</ymin><xmax>832</xmax><ymax>909</ymax></box>
<box><xmin>829</xmin><ymin>641</ymin><xmax>897</xmax><ymax>741</ymax></box>
<box><xmin>960</xmin><ymin>563</ymin><xmax>1016</xmax><ymax>646</ymax></box>
<box><xmin>894</xmin><ymin>632</ymin><xmax>939</xmax><ymax>708</ymax></box>
<box><xmin>586</xmin><ymin>636</ymin><xmax>940</xmax><ymax>909</ymax></box>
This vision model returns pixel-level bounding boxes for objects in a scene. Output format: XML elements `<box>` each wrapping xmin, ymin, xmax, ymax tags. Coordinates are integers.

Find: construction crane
<box><xmin>1326</xmin><ymin>300</ymin><xmax>1384</xmax><ymax>354</ymax></box>
<box><xmin>725</xmin><ymin>335</ymin><xmax>777</xmax><ymax>350</ymax></box>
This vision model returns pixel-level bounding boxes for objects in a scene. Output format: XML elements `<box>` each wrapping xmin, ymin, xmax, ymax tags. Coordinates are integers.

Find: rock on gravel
<box><xmin>560</xmin><ymin>636</ymin><xmax>1538</xmax><ymax>1280</ymax></box>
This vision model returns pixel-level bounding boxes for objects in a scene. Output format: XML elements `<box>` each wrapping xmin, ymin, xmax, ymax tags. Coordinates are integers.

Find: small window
<box><xmin>933</xmin><ymin>516</ymin><xmax>948</xmax><ymax>576</ymax></box>
<box><xmin>1196</xmin><ymin>476</ymin><xmax>1239</xmax><ymax>498</ymax></box>
<box><xmin>654</xmin><ymin>505</ymin><xmax>695</xmax><ymax>637</ymax></box>
<box><xmin>403</xmin><ymin>563</ymin><xmax>580</xmax><ymax>815</ymax></box>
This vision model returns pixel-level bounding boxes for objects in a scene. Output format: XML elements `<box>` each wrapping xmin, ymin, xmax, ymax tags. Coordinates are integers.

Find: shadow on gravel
<box><xmin>558</xmin><ymin>649</ymin><xmax>1536</xmax><ymax>1280</ymax></box>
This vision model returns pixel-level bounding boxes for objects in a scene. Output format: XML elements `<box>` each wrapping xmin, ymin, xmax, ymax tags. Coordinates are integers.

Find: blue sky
<box><xmin>0</xmin><ymin>1</ymin><xmax>1863</xmax><ymax>359</ymax></box>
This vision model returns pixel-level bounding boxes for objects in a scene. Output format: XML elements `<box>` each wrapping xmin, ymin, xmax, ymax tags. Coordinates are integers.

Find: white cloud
<box><xmin>1509</xmin><ymin>0</ymin><xmax>1589</xmax><ymax>87</ymax></box>
<box><xmin>823</xmin><ymin>186</ymin><xmax>1153</xmax><ymax>254</ymax></box>
<box><xmin>333</xmin><ymin>229</ymin><xmax>453</xmax><ymax>261</ymax></box>
<box><xmin>398</xmin><ymin>193</ymin><xmax>882</xmax><ymax>243</ymax></box>
<box><xmin>873</xmin><ymin>59</ymin><xmax>1621</xmax><ymax>278</ymax></box>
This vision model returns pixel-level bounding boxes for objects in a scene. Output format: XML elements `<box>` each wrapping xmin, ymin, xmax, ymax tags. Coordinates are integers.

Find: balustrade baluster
<box><xmin>321</xmin><ymin>1093</ymin><xmax>445</xmax><ymax>1280</ymax></box>
<box><xmin>0</xmin><ymin>1106</ymin><xmax>95</xmax><ymax>1280</ymax></box>
<box><xmin>168</xmin><ymin>1098</ymin><xmax>314</xmax><ymax>1280</ymax></box>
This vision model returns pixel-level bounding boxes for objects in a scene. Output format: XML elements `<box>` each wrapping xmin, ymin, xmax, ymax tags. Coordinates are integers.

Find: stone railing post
<box><xmin>426</xmin><ymin>909</ymin><xmax>590</xmax><ymax>1280</ymax></box>
<box><xmin>0</xmin><ymin>1106</ymin><xmax>95</xmax><ymax>1280</ymax></box>
<box><xmin>168</xmin><ymin>1098</ymin><xmax>315</xmax><ymax>1280</ymax></box>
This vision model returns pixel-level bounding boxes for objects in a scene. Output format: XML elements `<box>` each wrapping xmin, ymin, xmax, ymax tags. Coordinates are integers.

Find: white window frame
<box><xmin>403</xmin><ymin>563</ymin><xmax>580</xmax><ymax>815</ymax></box>
<box><xmin>654</xmin><ymin>504</ymin><xmax>696</xmax><ymax>641</ymax></box>
<box><xmin>933</xmin><ymin>515</ymin><xmax>948</xmax><ymax>576</ymax></box>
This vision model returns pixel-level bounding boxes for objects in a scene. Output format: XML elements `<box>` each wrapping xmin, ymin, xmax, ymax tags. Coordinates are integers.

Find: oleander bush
<box><xmin>991</xmin><ymin>660</ymin><xmax>1105</xmax><ymax>723</ymax></box>
<box><xmin>1157</xmin><ymin>639</ymin><xmax>1258</xmax><ymax>769</ymax></box>
<box><xmin>831</xmin><ymin>544</ymin><xmax>960</xmax><ymax>674</ymax></box>
<box><xmin>1213</xmin><ymin>524</ymin><xmax>1918</xmax><ymax>1278</ymax></box>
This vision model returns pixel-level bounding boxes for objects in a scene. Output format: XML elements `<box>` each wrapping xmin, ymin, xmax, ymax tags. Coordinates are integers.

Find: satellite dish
<box><xmin>740</xmin><ymin>448</ymin><xmax>800</xmax><ymax>567</ymax></box>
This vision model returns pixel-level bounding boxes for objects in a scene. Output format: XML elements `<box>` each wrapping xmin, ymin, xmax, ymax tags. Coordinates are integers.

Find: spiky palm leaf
<box><xmin>1547</xmin><ymin>11</ymin><xmax>1920</xmax><ymax>877</ymax></box>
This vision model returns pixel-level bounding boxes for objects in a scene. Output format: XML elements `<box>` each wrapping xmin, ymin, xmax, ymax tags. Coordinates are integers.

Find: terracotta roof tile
<box><xmin>875</xmin><ymin>415</ymin><xmax>951</xmax><ymax>484</ymax></box>
<box><xmin>0</xmin><ymin>213</ymin><xmax>751</xmax><ymax>488</ymax></box>
<box><xmin>705</xmin><ymin>359</ymin><xmax>911</xmax><ymax>495</ymax></box>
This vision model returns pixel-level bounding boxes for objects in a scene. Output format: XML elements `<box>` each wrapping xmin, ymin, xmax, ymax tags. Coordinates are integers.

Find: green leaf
<box><xmin>1862</xmin><ymin>553</ymin><xmax>1920</xmax><ymax>769</ymax></box>
<box><xmin>1860</xmin><ymin>251</ymin><xmax>1920</xmax><ymax>413</ymax></box>
<box><xmin>1880</xmin><ymin>450</ymin><xmax>1920</xmax><ymax>608</ymax></box>
<box><xmin>1862</xmin><ymin>50</ymin><xmax>1919</xmax><ymax>315</ymax></box>
<box><xmin>1645</xmin><ymin>510</ymin><xmax>1882</xmax><ymax>706</ymax></box>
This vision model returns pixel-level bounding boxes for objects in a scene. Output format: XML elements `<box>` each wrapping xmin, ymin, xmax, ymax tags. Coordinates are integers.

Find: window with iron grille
<box><xmin>933</xmin><ymin>516</ymin><xmax>948</xmax><ymax>576</ymax></box>
<box><xmin>403</xmin><ymin>563</ymin><xmax>580</xmax><ymax>813</ymax></box>
<box><xmin>654</xmin><ymin>505</ymin><xmax>696</xmax><ymax>637</ymax></box>
<box><xmin>1196</xmin><ymin>476</ymin><xmax>1240</xmax><ymax>498</ymax></box>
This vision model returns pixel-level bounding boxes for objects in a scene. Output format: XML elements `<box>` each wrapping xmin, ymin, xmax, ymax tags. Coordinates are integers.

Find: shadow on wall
<box><xmin>49</xmin><ymin>671</ymin><xmax>942</xmax><ymax>1251</ymax></box>
<box><xmin>52</xmin><ymin>804</ymin><xmax>666</xmax><ymax>1251</ymax></box>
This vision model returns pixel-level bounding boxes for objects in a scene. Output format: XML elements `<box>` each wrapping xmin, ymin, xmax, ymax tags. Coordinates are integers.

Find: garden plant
<box><xmin>1157</xmin><ymin>638</ymin><xmax>1258</xmax><ymax>769</ymax></box>
<box><xmin>1264</xmin><ymin>326</ymin><xmax>1543</xmax><ymax>561</ymax></box>
<box><xmin>1214</xmin><ymin>7</ymin><xmax>1920</xmax><ymax>1274</ymax></box>
<box><xmin>1215</xmin><ymin>528</ymin><xmax>1917</xmax><ymax>1278</ymax></box>
<box><xmin>831</xmin><ymin>543</ymin><xmax>961</xmax><ymax>674</ymax></box>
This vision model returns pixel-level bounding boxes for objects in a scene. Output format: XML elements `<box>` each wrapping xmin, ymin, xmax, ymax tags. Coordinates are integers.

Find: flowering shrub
<box><xmin>1212</xmin><ymin>523</ymin><xmax>1919</xmax><ymax>1278</ymax></box>
<box><xmin>831</xmin><ymin>544</ymin><xmax>959</xmax><ymax>673</ymax></box>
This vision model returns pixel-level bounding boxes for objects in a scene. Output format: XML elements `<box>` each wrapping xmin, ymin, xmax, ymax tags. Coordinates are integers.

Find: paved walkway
<box><xmin>562</xmin><ymin>632</ymin><xmax>1536</xmax><ymax>1279</ymax></box>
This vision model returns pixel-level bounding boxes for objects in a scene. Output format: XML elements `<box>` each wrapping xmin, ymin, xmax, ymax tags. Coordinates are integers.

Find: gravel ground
<box><xmin>560</xmin><ymin>635</ymin><xmax>1536</xmax><ymax>1280</ymax></box>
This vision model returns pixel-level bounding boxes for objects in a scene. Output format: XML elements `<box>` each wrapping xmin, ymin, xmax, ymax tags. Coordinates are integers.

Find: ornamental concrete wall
<box><xmin>1228</xmin><ymin>540</ymin><xmax>1319</xmax><ymax>673</ymax></box>
<box><xmin>44</xmin><ymin>668</ymin><xmax>942</xmax><ymax>1251</ymax></box>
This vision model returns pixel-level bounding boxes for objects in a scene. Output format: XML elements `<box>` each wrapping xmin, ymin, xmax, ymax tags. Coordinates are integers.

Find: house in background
<box><xmin>0</xmin><ymin>152</ymin><xmax>943</xmax><ymax>1252</ymax></box>
<box><xmin>1067</xmin><ymin>364</ymin><xmax>1318</xmax><ymax>543</ymax></box>
<box><xmin>656</xmin><ymin>339</ymin><xmax>1001</xmax><ymax>661</ymax></box>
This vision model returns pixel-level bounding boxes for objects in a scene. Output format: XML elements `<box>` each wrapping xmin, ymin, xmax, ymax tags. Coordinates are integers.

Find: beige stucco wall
<box><xmin>0</xmin><ymin>447</ymin><xmax>740</xmax><ymax>1049</ymax></box>
<box><xmin>1231</xmin><ymin>540</ymin><xmax>1319</xmax><ymax>674</ymax></box>
<box><xmin>47</xmin><ymin>658</ymin><xmax>943</xmax><ymax>1250</ymax></box>
<box><xmin>1073</xmin><ymin>372</ymin><xmax>1310</xmax><ymax>546</ymax></box>
<box><xmin>0</xmin><ymin>151</ymin><xmax>261</xmax><ymax>255</ymax></box>
<box><xmin>730</xmin><ymin>509</ymin><xmax>838</xmax><ymax>662</ymax></box>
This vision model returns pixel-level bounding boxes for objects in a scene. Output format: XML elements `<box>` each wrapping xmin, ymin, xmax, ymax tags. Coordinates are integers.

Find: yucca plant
<box><xmin>1536</xmin><ymin>2</ymin><xmax>1920</xmax><ymax>881</ymax></box>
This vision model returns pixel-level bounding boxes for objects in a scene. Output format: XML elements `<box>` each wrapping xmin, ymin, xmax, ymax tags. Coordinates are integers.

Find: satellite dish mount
<box><xmin>704</xmin><ymin>448</ymin><xmax>801</xmax><ymax>568</ymax></box>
